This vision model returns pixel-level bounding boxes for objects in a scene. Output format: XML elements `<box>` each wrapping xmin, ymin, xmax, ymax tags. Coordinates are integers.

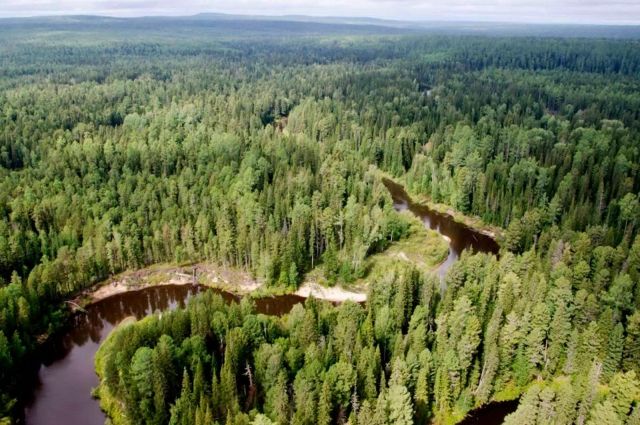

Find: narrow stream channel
<box><xmin>21</xmin><ymin>181</ymin><xmax>512</xmax><ymax>425</ymax></box>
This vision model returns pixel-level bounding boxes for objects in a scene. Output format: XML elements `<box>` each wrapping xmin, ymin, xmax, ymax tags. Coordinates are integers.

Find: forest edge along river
<box><xmin>21</xmin><ymin>181</ymin><xmax>510</xmax><ymax>425</ymax></box>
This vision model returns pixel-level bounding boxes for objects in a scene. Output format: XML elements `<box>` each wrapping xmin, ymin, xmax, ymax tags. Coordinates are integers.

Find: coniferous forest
<box><xmin>1</xmin><ymin>15</ymin><xmax>640</xmax><ymax>425</ymax></box>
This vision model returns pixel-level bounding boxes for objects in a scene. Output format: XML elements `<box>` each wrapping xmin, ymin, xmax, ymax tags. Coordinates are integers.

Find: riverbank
<box><xmin>295</xmin><ymin>281</ymin><xmax>366</xmax><ymax>303</ymax></box>
<box><xmin>71</xmin><ymin>262</ymin><xmax>368</xmax><ymax>308</ymax></box>
<box><xmin>410</xmin><ymin>193</ymin><xmax>503</xmax><ymax>241</ymax></box>
<box><xmin>73</xmin><ymin>201</ymin><xmax>451</xmax><ymax>309</ymax></box>
<box><xmin>93</xmin><ymin>315</ymin><xmax>139</xmax><ymax>425</ymax></box>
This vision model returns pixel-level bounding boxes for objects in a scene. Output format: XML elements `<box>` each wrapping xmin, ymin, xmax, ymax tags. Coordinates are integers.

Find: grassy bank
<box><xmin>302</xmin><ymin>211</ymin><xmax>450</xmax><ymax>289</ymax></box>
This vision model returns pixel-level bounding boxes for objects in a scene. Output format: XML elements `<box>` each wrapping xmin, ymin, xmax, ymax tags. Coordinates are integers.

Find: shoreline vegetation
<box><xmin>93</xmin><ymin>316</ymin><xmax>138</xmax><ymax>425</ymax></box>
<box><xmin>68</xmin><ymin>185</ymin><xmax>453</xmax><ymax>311</ymax></box>
<box><xmin>412</xmin><ymin>192</ymin><xmax>505</xmax><ymax>238</ymax></box>
<box><xmin>409</xmin><ymin>192</ymin><xmax>503</xmax><ymax>240</ymax></box>
<box><xmin>70</xmin><ymin>188</ymin><xmax>460</xmax><ymax>309</ymax></box>
<box><xmin>93</xmin><ymin>312</ymin><xmax>522</xmax><ymax>425</ymax></box>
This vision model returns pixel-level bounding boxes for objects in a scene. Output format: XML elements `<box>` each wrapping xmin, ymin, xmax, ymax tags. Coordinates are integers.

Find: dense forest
<box><xmin>1</xmin><ymin>15</ymin><xmax>640</xmax><ymax>424</ymax></box>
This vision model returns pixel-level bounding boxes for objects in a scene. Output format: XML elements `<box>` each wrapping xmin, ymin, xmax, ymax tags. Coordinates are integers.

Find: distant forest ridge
<box><xmin>1</xmin><ymin>13</ymin><xmax>640</xmax><ymax>39</ymax></box>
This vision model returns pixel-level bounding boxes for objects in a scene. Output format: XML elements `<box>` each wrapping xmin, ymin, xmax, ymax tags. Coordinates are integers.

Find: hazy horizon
<box><xmin>2</xmin><ymin>0</ymin><xmax>640</xmax><ymax>25</ymax></box>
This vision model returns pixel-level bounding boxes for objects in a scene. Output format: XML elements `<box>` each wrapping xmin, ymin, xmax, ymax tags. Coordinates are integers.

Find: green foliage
<box><xmin>387</xmin><ymin>384</ymin><xmax>414</xmax><ymax>425</ymax></box>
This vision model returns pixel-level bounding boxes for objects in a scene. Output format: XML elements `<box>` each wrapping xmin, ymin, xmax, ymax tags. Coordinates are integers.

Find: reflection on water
<box><xmin>23</xmin><ymin>285</ymin><xmax>305</xmax><ymax>425</ymax></box>
<box><xmin>383</xmin><ymin>178</ymin><xmax>499</xmax><ymax>281</ymax></box>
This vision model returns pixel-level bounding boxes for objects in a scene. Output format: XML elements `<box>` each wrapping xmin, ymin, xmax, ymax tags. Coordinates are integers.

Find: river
<box><xmin>21</xmin><ymin>181</ymin><xmax>512</xmax><ymax>425</ymax></box>
<box><xmin>382</xmin><ymin>178</ymin><xmax>500</xmax><ymax>280</ymax></box>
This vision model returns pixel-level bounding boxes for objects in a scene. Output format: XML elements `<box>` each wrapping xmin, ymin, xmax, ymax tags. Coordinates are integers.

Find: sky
<box><xmin>1</xmin><ymin>0</ymin><xmax>639</xmax><ymax>25</ymax></box>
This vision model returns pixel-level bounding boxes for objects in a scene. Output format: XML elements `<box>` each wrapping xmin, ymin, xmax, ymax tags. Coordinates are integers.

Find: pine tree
<box><xmin>318</xmin><ymin>380</ymin><xmax>332</xmax><ymax>425</ymax></box>
<box><xmin>503</xmin><ymin>383</ymin><xmax>541</xmax><ymax>425</ymax></box>
<box><xmin>586</xmin><ymin>400</ymin><xmax>623</xmax><ymax>425</ymax></box>
<box><xmin>525</xmin><ymin>303</ymin><xmax>550</xmax><ymax>374</ymax></box>
<box><xmin>555</xmin><ymin>376</ymin><xmax>579</xmax><ymax>424</ymax></box>
<box><xmin>608</xmin><ymin>372</ymin><xmax>640</xmax><ymax>419</ymax></box>
<box><xmin>387</xmin><ymin>385</ymin><xmax>414</xmax><ymax>425</ymax></box>
<box><xmin>414</xmin><ymin>349</ymin><xmax>432</xmax><ymax>422</ymax></box>
<box><xmin>577</xmin><ymin>322</ymin><xmax>601</xmax><ymax>375</ymax></box>
<box><xmin>169</xmin><ymin>369</ymin><xmax>194</xmax><ymax>425</ymax></box>
<box><xmin>475</xmin><ymin>305</ymin><xmax>502</xmax><ymax>404</ymax></box>
<box><xmin>547</xmin><ymin>301</ymin><xmax>572</xmax><ymax>374</ymax></box>
<box><xmin>624</xmin><ymin>313</ymin><xmax>640</xmax><ymax>375</ymax></box>
<box><xmin>372</xmin><ymin>388</ymin><xmax>388</xmax><ymax>425</ymax></box>
<box><xmin>193</xmin><ymin>359</ymin><xmax>206</xmax><ymax>401</ymax></box>
<box><xmin>357</xmin><ymin>400</ymin><xmax>373</xmax><ymax>425</ymax></box>
<box><xmin>576</xmin><ymin>361</ymin><xmax>603</xmax><ymax>425</ymax></box>
<box><xmin>211</xmin><ymin>368</ymin><xmax>221</xmax><ymax>417</ymax></box>
<box><xmin>153</xmin><ymin>335</ymin><xmax>177</xmax><ymax>425</ymax></box>
<box><xmin>389</xmin><ymin>357</ymin><xmax>409</xmax><ymax>388</ymax></box>
<box><xmin>220</xmin><ymin>363</ymin><xmax>238</xmax><ymax>416</ymax></box>
<box><xmin>537</xmin><ymin>386</ymin><xmax>557</xmax><ymax>424</ymax></box>
<box><xmin>272</xmin><ymin>372</ymin><xmax>290</xmax><ymax>424</ymax></box>
<box><xmin>603</xmin><ymin>324</ymin><xmax>625</xmax><ymax>381</ymax></box>
<box><xmin>130</xmin><ymin>347</ymin><xmax>155</xmax><ymax>421</ymax></box>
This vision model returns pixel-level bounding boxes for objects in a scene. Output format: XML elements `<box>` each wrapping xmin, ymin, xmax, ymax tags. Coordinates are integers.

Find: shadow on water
<box><xmin>456</xmin><ymin>400</ymin><xmax>520</xmax><ymax>425</ymax></box>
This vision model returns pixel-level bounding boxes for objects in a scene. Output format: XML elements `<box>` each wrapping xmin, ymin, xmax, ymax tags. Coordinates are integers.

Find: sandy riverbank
<box><xmin>83</xmin><ymin>263</ymin><xmax>259</xmax><ymax>304</ymax></box>
<box><xmin>74</xmin><ymin>262</ymin><xmax>368</xmax><ymax>308</ymax></box>
<box><xmin>295</xmin><ymin>281</ymin><xmax>367</xmax><ymax>303</ymax></box>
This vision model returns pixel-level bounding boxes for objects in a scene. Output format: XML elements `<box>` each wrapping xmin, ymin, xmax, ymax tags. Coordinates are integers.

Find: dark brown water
<box><xmin>22</xmin><ymin>285</ymin><xmax>304</xmax><ymax>425</ymax></box>
<box><xmin>458</xmin><ymin>400</ymin><xmax>519</xmax><ymax>425</ymax></box>
<box><xmin>23</xmin><ymin>180</ymin><xmax>508</xmax><ymax>425</ymax></box>
<box><xmin>383</xmin><ymin>178</ymin><xmax>499</xmax><ymax>280</ymax></box>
